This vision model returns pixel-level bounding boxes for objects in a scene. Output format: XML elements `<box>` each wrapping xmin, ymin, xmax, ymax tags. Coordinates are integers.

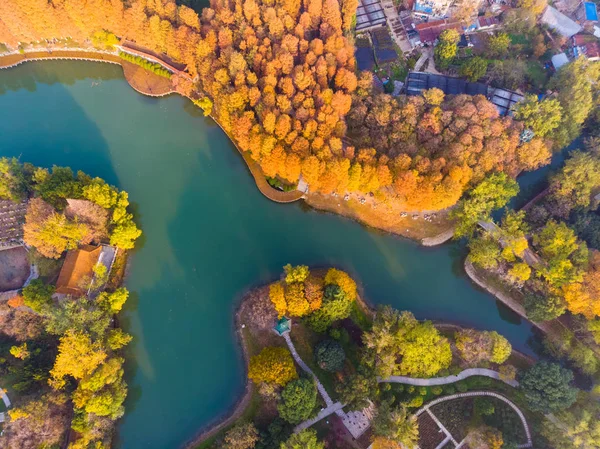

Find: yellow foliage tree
<box><xmin>269</xmin><ymin>282</ymin><xmax>287</xmax><ymax>317</ymax></box>
<box><xmin>324</xmin><ymin>268</ymin><xmax>357</xmax><ymax>300</ymax></box>
<box><xmin>248</xmin><ymin>347</ymin><xmax>297</xmax><ymax>386</ymax></box>
<box><xmin>286</xmin><ymin>282</ymin><xmax>310</xmax><ymax>317</ymax></box>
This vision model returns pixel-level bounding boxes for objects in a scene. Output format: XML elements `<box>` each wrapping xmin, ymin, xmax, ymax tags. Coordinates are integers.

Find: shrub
<box><xmin>418</xmin><ymin>387</ymin><xmax>428</xmax><ymax>396</ymax></box>
<box><xmin>407</xmin><ymin>395</ymin><xmax>423</xmax><ymax>408</ymax></box>
<box><xmin>314</xmin><ymin>340</ymin><xmax>346</xmax><ymax>372</ymax></box>
<box><xmin>456</xmin><ymin>381</ymin><xmax>468</xmax><ymax>393</ymax></box>
<box><xmin>444</xmin><ymin>385</ymin><xmax>456</xmax><ymax>394</ymax></box>
<box><xmin>118</xmin><ymin>51</ymin><xmax>172</xmax><ymax>78</ymax></box>
<box><xmin>431</xmin><ymin>386</ymin><xmax>443</xmax><ymax>395</ymax></box>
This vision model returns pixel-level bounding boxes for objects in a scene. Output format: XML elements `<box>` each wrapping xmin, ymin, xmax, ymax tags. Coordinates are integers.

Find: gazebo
<box><xmin>273</xmin><ymin>317</ymin><xmax>291</xmax><ymax>336</ymax></box>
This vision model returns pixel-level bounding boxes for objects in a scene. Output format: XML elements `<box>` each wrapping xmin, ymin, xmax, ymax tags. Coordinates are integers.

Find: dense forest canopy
<box><xmin>0</xmin><ymin>0</ymin><xmax>555</xmax><ymax>212</ymax></box>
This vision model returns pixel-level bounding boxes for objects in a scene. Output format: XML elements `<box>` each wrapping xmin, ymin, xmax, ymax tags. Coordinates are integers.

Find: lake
<box><xmin>0</xmin><ymin>61</ymin><xmax>538</xmax><ymax>449</ymax></box>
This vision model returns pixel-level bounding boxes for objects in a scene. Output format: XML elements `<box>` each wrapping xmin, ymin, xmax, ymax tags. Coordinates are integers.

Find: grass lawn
<box><xmin>526</xmin><ymin>61</ymin><xmax>548</xmax><ymax>90</ymax></box>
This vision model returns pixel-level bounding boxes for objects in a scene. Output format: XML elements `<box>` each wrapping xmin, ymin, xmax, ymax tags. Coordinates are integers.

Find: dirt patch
<box><xmin>0</xmin><ymin>247</ymin><xmax>30</xmax><ymax>291</ymax></box>
<box><xmin>120</xmin><ymin>60</ymin><xmax>174</xmax><ymax>96</ymax></box>
<box><xmin>304</xmin><ymin>192</ymin><xmax>453</xmax><ymax>242</ymax></box>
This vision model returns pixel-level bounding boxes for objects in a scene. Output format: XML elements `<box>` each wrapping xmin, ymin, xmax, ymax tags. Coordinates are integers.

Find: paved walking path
<box><xmin>294</xmin><ymin>402</ymin><xmax>344</xmax><ymax>433</ymax></box>
<box><xmin>283</xmin><ymin>333</ymin><xmax>334</xmax><ymax>407</ymax></box>
<box><xmin>415</xmin><ymin>391</ymin><xmax>532</xmax><ymax>448</ymax></box>
<box><xmin>381</xmin><ymin>367</ymin><xmax>519</xmax><ymax>388</ymax></box>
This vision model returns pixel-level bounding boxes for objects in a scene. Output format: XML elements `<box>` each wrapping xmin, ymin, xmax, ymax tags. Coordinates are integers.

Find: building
<box><xmin>415</xmin><ymin>19</ymin><xmax>463</xmax><ymax>44</ymax></box>
<box><xmin>476</xmin><ymin>16</ymin><xmax>500</xmax><ymax>30</ymax></box>
<box><xmin>55</xmin><ymin>245</ymin><xmax>102</xmax><ymax>296</ymax></box>
<box><xmin>575</xmin><ymin>1</ymin><xmax>599</xmax><ymax>23</ymax></box>
<box><xmin>404</xmin><ymin>72</ymin><xmax>524</xmax><ymax>116</ymax></box>
<box><xmin>405</xmin><ymin>71</ymin><xmax>488</xmax><ymax>96</ymax></box>
<box><xmin>413</xmin><ymin>0</ymin><xmax>454</xmax><ymax>19</ymax></box>
<box><xmin>356</xmin><ymin>0</ymin><xmax>387</xmax><ymax>31</ymax></box>
<box><xmin>540</xmin><ymin>6</ymin><xmax>583</xmax><ymax>37</ymax></box>
<box><xmin>552</xmin><ymin>52</ymin><xmax>570</xmax><ymax>69</ymax></box>
<box><xmin>488</xmin><ymin>87</ymin><xmax>525</xmax><ymax>116</ymax></box>
<box><xmin>572</xmin><ymin>33</ymin><xmax>600</xmax><ymax>60</ymax></box>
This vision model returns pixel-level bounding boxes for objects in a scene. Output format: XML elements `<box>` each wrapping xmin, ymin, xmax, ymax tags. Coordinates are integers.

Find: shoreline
<box><xmin>0</xmin><ymin>47</ymin><xmax>454</xmax><ymax>247</ymax></box>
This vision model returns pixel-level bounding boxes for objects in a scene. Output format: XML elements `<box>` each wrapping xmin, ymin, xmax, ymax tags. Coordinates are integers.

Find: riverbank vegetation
<box><xmin>194</xmin><ymin>264</ymin><xmax>595</xmax><ymax>449</ymax></box>
<box><xmin>0</xmin><ymin>158</ymin><xmax>141</xmax><ymax>448</ymax></box>
<box><xmin>0</xmin><ymin>0</ymin><xmax>578</xmax><ymax>230</ymax></box>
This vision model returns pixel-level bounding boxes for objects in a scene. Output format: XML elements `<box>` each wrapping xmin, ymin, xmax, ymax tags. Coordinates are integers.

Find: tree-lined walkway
<box><xmin>381</xmin><ymin>367</ymin><xmax>519</xmax><ymax>388</ymax></box>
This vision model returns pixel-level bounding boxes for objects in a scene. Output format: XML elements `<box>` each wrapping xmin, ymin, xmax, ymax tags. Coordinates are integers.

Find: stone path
<box><xmin>415</xmin><ymin>391</ymin><xmax>533</xmax><ymax>448</ymax></box>
<box><xmin>294</xmin><ymin>402</ymin><xmax>344</xmax><ymax>433</ymax></box>
<box><xmin>381</xmin><ymin>367</ymin><xmax>519</xmax><ymax>388</ymax></box>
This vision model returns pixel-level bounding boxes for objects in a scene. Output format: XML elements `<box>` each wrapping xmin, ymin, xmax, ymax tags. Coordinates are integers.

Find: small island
<box><xmin>191</xmin><ymin>264</ymin><xmax>595</xmax><ymax>449</ymax></box>
<box><xmin>0</xmin><ymin>158</ymin><xmax>141</xmax><ymax>448</ymax></box>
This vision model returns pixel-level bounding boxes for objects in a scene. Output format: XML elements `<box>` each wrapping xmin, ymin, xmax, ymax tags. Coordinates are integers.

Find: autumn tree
<box><xmin>280</xmin><ymin>429</ymin><xmax>324</xmax><ymax>449</ymax></box>
<box><xmin>561</xmin><ymin>251</ymin><xmax>600</xmax><ymax>319</ymax></box>
<box><xmin>223</xmin><ymin>422</ymin><xmax>259</xmax><ymax>449</ymax></box>
<box><xmin>455</xmin><ymin>329</ymin><xmax>511</xmax><ymax>366</ymax></box>
<box><xmin>50</xmin><ymin>330</ymin><xmax>107</xmax><ymax>389</ymax></box>
<box><xmin>23</xmin><ymin>198</ymin><xmax>88</xmax><ymax>259</ymax></box>
<box><xmin>549</xmin><ymin>151</ymin><xmax>600</xmax><ymax>213</ymax></box>
<box><xmin>435</xmin><ymin>29</ymin><xmax>460</xmax><ymax>69</ymax></box>
<box><xmin>468</xmin><ymin>234</ymin><xmax>501</xmax><ymax>269</ymax></box>
<box><xmin>485</xmin><ymin>33</ymin><xmax>511</xmax><ymax>58</ymax></box>
<box><xmin>248</xmin><ymin>347</ymin><xmax>297</xmax><ymax>386</ymax></box>
<box><xmin>21</xmin><ymin>279</ymin><xmax>55</xmax><ymax>314</ymax></box>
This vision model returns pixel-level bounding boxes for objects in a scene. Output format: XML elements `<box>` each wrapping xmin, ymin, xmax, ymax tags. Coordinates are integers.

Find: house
<box><xmin>476</xmin><ymin>16</ymin><xmax>500</xmax><ymax>30</ymax></box>
<box><xmin>575</xmin><ymin>1</ymin><xmax>599</xmax><ymax>24</ymax></box>
<box><xmin>415</xmin><ymin>19</ymin><xmax>463</xmax><ymax>44</ymax></box>
<box><xmin>540</xmin><ymin>6</ymin><xmax>583</xmax><ymax>37</ymax></box>
<box><xmin>552</xmin><ymin>52</ymin><xmax>570</xmax><ymax>69</ymax></box>
<box><xmin>55</xmin><ymin>245</ymin><xmax>102</xmax><ymax>296</ymax></box>
<box><xmin>413</xmin><ymin>0</ymin><xmax>454</xmax><ymax>19</ymax></box>
<box><xmin>488</xmin><ymin>87</ymin><xmax>525</xmax><ymax>116</ymax></box>
<box><xmin>572</xmin><ymin>33</ymin><xmax>600</xmax><ymax>60</ymax></box>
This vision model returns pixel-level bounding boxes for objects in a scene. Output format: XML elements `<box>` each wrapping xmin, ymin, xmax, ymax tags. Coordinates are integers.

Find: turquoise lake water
<box><xmin>0</xmin><ymin>61</ymin><xmax>539</xmax><ymax>449</ymax></box>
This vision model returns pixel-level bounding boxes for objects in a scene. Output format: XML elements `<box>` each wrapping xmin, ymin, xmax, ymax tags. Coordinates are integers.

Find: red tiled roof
<box><xmin>478</xmin><ymin>16</ymin><xmax>500</xmax><ymax>27</ymax></box>
<box><xmin>56</xmin><ymin>245</ymin><xmax>101</xmax><ymax>296</ymax></box>
<box><xmin>416</xmin><ymin>20</ymin><xmax>463</xmax><ymax>43</ymax></box>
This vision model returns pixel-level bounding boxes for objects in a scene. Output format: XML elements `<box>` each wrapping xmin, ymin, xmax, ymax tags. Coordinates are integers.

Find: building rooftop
<box><xmin>583</xmin><ymin>2</ymin><xmax>598</xmax><ymax>21</ymax></box>
<box><xmin>405</xmin><ymin>71</ymin><xmax>488</xmax><ymax>96</ymax></box>
<box><xmin>55</xmin><ymin>245</ymin><xmax>102</xmax><ymax>296</ymax></box>
<box><xmin>415</xmin><ymin>19</ymin><xmax>463</xmax><ymax>43</ymax></box>
<box><xmin>0</xmin><ymin>199</ymin><xmax>27</xmax><ymax>246</ymax></box>
<box><xmin>356</xmin><ymin>0</ymin><xmax>386</xmax><ymax>31</ymax></box>
<box><xmin>541</xmin><ymin>6</ymin><xmax>583</xmax><ymax>37</ymax></box>
<box><xmin>273</xmin><ymin>317</ymin><xmax>291</xmax><ymax>336</ymax></box>
<box><xmin>488</xmin><ymin>88</ymin><xmax>525</xmax><ymax>116</ymax></box>
<box><xmin>552</xmin><ymin>52</ymin><xmax>570</xmax><ymax>69</ymax></box>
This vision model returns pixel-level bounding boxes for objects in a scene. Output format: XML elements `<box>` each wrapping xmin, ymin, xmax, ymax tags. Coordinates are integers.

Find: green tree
<box><xmin>314</xmin><ymin>339</ymin><xmax>345</xmax><ymax>372</ymax></box>
<box><xmin>22</xmin><ymin>279</ymin><xmax>55</xmax><ymax>314</ymax></box>
<box><xmin>0</xmin><ymin>157</ymin><xmax>28</xmax><ymax>202</ymax></box>
<box><xmin>468</xmin><ymin>234</ymin><xmax>501</xmax><ymax>269</ymax></box>
<box><xmin>459</xmin><ymin>57</ymin><xmax>489</xmax><ymax>82</ymax></box>
<box><xmin>278</xmin><ymin>378</ymin><xmax>318</xmax><ymax>424</ymax></box>
<box><xmin>98</xmin><ymin>287</ymin><xmax>129</xmax><ymax>314</ymax></box>
<box><xmin>362</xmin><ymin>306</ymin><xmax>451</xmax><ymax>378</ymax></box>
<box><xmin>32</xmin><ymin>166</ymin><xmax>83</xmax><ymax>209</ymax></box>
<box><xmin>513</xmin><ymin>95</ymin><xmax>562</xmax><ymax>138</ymax></box>
<box><xmin>248</xmin><ymin>347</ymin><xmax>297</xmax><ymax>386</ymax></box>
<box><xmin>520</xmin><ymin>361</ymin><xmax>578</xmax><ymax>413</ymax></box>
<box><xmin>550</xmin><ymin>57</ymin><xmax>600</xmax><ymax>148</ymax></box>
<box><xmin>451</xmin><ymin>173</ymin><xmax>519</xmax><ymax>238</ymax></box>
<box><xmin>336</xmin><ymin>368</ymin><xmax>379</xmax><ymax>411</ymax></box>
<box><xmin>280</xmin><ymin>429</ymin><xmax>324</xmax><ymax>449</ymax></box>
<box><xmin>435</xmin><ymin>29</ymin><xmax>460</xmax><ymax>69</ymax></box>
<box><xmin>371</xmin><ymin>402</ymin><xmax>419</xmax><ymax>449</ymax></box>
<box><xmin>82</xmin><ymin>178</ymin><xmax>118</xmax><ymax>208</ymax></box>
<box><xmin>307</xmin><ymin>284</ymin><xmax>354</xmax><ymax>332</ymax></box>
<box><xmin>533</xmin><ymin>220</ymin><xmax>588</xmax><ymax>288</ymax></box>
<box><xmin>45</xmin><ymin>297</ymin><xmax>112</xmax><ymax>340</ymax></box>
<box><xmin>223</xmin><ymin>422</ymin><xmax>260</xmax><ymax>449</ymax></box>
<box><xmin>283</xmin><ymin>264</ymin><xmax>310</xmax><ymax>283</ymax></box>
<box><xmin>485</xmin><ymin>32</ymin><xmax>511</xmax><ymax>58</ymax></box>
<box><xmin>110</xmin><ymin>220</ymin><xmax>142</xmax><ymax>250</ymax></box>
<box><xmin>550</xmin><ymin>151</ymin><xmax>600</xmax><ymax>212</ymax></box>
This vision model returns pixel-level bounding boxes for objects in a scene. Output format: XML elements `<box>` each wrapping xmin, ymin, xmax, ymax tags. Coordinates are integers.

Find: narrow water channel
<box><xmin>0</xmin><ymin>61</ymin><xmax>539</xmax><ymax>449</ymax></box>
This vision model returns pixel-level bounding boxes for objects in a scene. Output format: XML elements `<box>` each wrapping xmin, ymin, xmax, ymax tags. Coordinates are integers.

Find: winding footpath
<box><xmin>381</xmin><ymin>367</ymin><xmax>519</xmax><ymax>388</ymax></box>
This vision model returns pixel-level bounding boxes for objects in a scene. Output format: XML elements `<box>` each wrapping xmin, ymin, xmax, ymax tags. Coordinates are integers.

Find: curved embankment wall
<box><xmin>0</xmin><ymin>48</ymin><xmax>302</xmax><ymax>204</ymax></box>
